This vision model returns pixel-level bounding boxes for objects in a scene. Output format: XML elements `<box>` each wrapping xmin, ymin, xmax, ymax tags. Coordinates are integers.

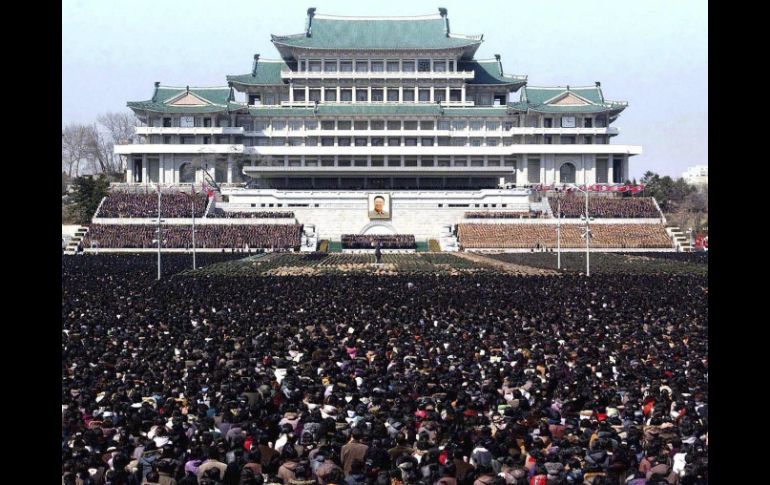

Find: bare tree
<box><xmin>97</xmin><ymin>112</ymin><xmax>137</xmax><ymax>174</ymax></box>
<box><xmin>62</xmin><ymin>123</ymin><xmax>92</xmax><ymax>177</ymax></box>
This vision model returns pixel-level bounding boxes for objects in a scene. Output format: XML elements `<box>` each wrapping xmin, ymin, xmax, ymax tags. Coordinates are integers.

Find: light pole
<box><xmin>568</xmin><ymin>185</ymin><xmax>593</xmax><ymax>276</ymax></box>
<box><xmin>156</xmin><ymin>185</ymin><xmax>162</xmax><ymax>280</ymax></box>
<box><xmin>556</xmin><ymin>197</ymin><xmax>562</xmax><ymax>270</ymax></box>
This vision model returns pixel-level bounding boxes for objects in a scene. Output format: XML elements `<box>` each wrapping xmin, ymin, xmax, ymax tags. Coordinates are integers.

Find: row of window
<box><xmin>297</xmin><ymin>58</ymin><xmax>459</xmax><ymax>73</ymax></box>
<box><xmin>150</xmin><ymin>135</ymin><xmax>606</xmax><ymax>146</ymax></box>
<box><xmin>287</xmin><ymin>87</ymin><xmax>468</xmax><ymax>103</ymax></box>
<box><xmin>153</xmin><ymin>116</ymin><xmax>608</xmax><ymax>130</ymax></box>
<box><xmin>253</xmin><ymin>156</ymin><xmax>519</xmax><ymax>168</ymax></box>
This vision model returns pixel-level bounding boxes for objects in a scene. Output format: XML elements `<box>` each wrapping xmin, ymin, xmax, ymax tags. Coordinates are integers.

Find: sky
<box><xmin>62</xmin><ymin>0</ymin><xmax>707</xmax><ymax>179</ymax></box>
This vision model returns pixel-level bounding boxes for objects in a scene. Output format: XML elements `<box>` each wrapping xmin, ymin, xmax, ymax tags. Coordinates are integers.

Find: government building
<box><xmin>114</xmin><ymin>8</ymin><xmax>645</xmax><ymax>242</ymax></box>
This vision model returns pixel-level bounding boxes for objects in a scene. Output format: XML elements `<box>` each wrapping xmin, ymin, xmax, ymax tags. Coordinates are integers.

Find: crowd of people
<box><xmin>62</xmin><ymin>255</ymin><xmax>708</xmax><ymax>485</ymax></box>
<box><xmin>83</xmin><ymin>224</ymin><xmax>302</xmax><ymax>250</ymax></box>
<box><xmin>97</xmin><ymin>192</ymin><xmax>209</xmax><ymax>219</ymax></box>
<box><xmin>464</xmin><ymin>212</ymin><xmax>542</xmax><ymax>220</ymax></box>
<box><xmin>548</xmin><ymin>197</ymin><xmax>660</xmax><ymax>219</ymax></box>
<box><xmin>341</xmin><ymin>235</ymin><xmax>417</xmax><ymax>250</ymax></box>
<box><xmin>208</xmin><ymin>210</ymin><xmax>296</xmax><ymax>219</ymax></box>
<box><xmin>457</xmin><ymin>224</ymin><xmax>672</xmax><ymax>249</ymax></box>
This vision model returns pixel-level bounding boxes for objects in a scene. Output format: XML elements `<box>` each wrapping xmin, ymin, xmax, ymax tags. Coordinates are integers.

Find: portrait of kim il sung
<box><xmin>368</xmin><ymin>193</ymin><xmax>391</xmax><ymax>219</ymax></box>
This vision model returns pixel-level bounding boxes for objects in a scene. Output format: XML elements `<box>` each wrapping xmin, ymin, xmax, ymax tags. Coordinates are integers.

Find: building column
<box><xmin>624</xmin><ymin>155</ymin><xmax>630</xmax><ymax>182</ymax></box>
<box><xmin>304</xmin><ymin>86</ymin><xmax>309</xmax><ymax>106</ymax></box>
<box><xmin>320</xmin><ymin>86</ymin><xmax>325</xmax><ymax>102</ymax></box>
<box><xmin>430</xmin><ymin>86</ymin><xmax>435</xmax><ymax>103</ymax></box>
<box><xmin>289</xmin><ymin>81</ymin><xmax>294</xmax><ymax>103</ymax></box>
<box><xmin>398</xmin><ymin>86</ymin><xmax>403</xmax><ymax>104</ymax></box>
<box><xmin>520</xmin><ymin>155</ymin><xmax>527</xmax><ymax>185</ymax></box>
<box><xmin>126</xmin><ymin>159</ymin><xmax>133</xmax><ymax>184</ymax></box>
<box><xmin>461</xmin><ymin>85</ymin><xmax>466</xmax><ymax>104</ymax></box>
<box><xmin>607</xmin><ymin>155</ymin><xmax>614</xmax><ymax>185</ymax></box>
<box><xmin>352</xmin><ymin>86</ymin><xmax>357</xmax><ymax>104</ymax></box>
<box><xmin>141</xmin><ymin>154</ymin><xmax>148</xmax><ymax>184</ymax></box>
<box><xmin>337</xmin><ymin>86</ymin><xmax>341</xmax><ymax>102</ymax></box>
<box><xmin>227</xmin><ymin>155</ymin><xmax>233</xmax><ymax>184</ymax></box>
<box><xmin>383</xmin><ymin>86</ymin><xmax>388</xmax><ymax>103</ymax></box>
<box><xmin>445</xmin><ymin>86</ymin><xmax>450</xmax><ymax>104</ymax></box>
<box><xmin>367</xmin><ymin>86</ymin><xmax>372</xmax><ymax>103</ymax></box>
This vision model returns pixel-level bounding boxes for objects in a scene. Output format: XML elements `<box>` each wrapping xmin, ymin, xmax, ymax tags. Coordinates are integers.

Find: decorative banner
<box><xmin>531</xmin><ymin>184</ymin><xmax>647</xmax><ymax>193</ymax></box>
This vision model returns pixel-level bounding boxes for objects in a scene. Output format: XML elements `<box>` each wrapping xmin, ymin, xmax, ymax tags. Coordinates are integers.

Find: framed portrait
<box><xmin>368</xmin><ymin>193</ymin><xmax>391</xmax><ymax>219</ymax></box>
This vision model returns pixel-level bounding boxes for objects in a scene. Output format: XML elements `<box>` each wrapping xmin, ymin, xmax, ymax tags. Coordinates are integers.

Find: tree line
<box><xmin>62</xmin><ymin>112</ymin><xmax>137</xmax><ymax>179</ymax></box>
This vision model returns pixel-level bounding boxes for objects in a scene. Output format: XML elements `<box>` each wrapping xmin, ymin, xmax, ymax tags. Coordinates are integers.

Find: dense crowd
<box><xmin>341</xmin><ymin>235</ymin><xmax>417</xmax><ymax>250</ymax></box>
<box><xmin>548</xmin><ymin>197</ymin><xmax>660</xmax><ymax>219</ymax></box>
<box><xmin>464</xmin><ymin>212</ymin><xmax>542</xmax><ymax>220</ymax></box>
<box><xmin>208</xmin><ymin>210</ymin><xmax>296</xmax><ymax>219</ymax></box>
<box><xmin>83</xmin><ymin>224</ymin><xmax>302</xmax><ymax>250</ymax></box>
<box><xmin>457</xmin><ymin>224</ymin><xmax>672</xmax><ymax>249</ymax></box>
<box><xmin>97</xmin><ymin>192</ymin><xmax>209</xmax><ymax>219</ymax></box>
<box><xmin>62</xmin><ymin>255</ymin><xmax>708</xmax><ymax>485</ymax></box>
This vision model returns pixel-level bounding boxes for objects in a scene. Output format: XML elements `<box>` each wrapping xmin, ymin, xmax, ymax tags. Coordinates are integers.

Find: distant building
<box><xmin>682</xmin><ymin>165</ymin><xmax>708</xmax><ymax>187</ymax></box>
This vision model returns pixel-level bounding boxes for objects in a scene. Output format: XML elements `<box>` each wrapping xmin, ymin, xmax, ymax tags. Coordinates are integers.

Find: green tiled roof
<box><xmin>129</xmin><ymin>85</ymin><xmax>234</xmax><ymax>114</ymax></box>
<box><xmin>442</xmin><ymin>107</ymin><xmax>512</xmax><ymax>117</ymax></box>
<box><xmin>227</xmin><ymin>60</ymin><xmax>290</xmax><ymax>86</ymax></box>
<box><xmin>517</xmin><ymin>86</ymin><xmax>627</xmax><ymax>114</ymax></box>
<box><xmin>271</xmin><ymin>13</ymin><xmax>482</xmax><ymax>51</ymax></box>
<box><xmin>460</xmin><ymin>60</ymin><xmax>526</xmax><ymax>86</ymax></box>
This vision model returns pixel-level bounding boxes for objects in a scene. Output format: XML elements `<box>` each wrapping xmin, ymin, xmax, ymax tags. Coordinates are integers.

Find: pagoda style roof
<box><xmin>271</xmin><ymin>9</ymin><xmax>482</xmax><ymax>58</ymax></box>
<box><xmin>514</xmin><ymin>85</ymin><xmax>628</xmax><ymax>115</ymax></box>
<box><xmin>227</xmin><ymin>58</ymin><xmax>291</xmax><ymax>87</ymax></box>
<box><xmin>459</xmin><ymin>58</ymin><xmax>527</xmax><ymax>87</ymax></box>
<box><xmin>127</xmin><ymin>85</ymin><xmax>238</xmax><ymax>114</ymax></box>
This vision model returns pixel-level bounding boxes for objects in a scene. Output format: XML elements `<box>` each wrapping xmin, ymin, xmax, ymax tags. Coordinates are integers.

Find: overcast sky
<box><xmin>62</xmin><ymin>0</ymin><xmax>707</xmax><ymax>179</ymax></box>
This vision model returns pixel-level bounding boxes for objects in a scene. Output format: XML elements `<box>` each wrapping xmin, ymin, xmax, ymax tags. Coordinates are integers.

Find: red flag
<box><xmin>630</xmin><ymin>185</ymin><xmax>642</xmax><ymax>194</ymax></box>
<box><xmin>617</xmin><ymin>185</ymin><xmax>628</xmax><ymax>193</ymax></box>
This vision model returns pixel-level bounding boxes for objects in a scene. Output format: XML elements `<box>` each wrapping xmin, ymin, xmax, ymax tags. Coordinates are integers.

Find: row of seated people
<box><xmin>457</xmin><ymin>223</ymin><xmax>672</xmax><ymax>249</ymax></box>
<box><xmin>83</xmin><ymin>224</ymin><xmax>302</xmax><ymax>249</ymax></box>
<box><xmin>341</xmin><ymin>234</ymin><xmax>416</xmax><ymax>249</ymax></box>
<box><xmin>96</xmin><ymin>191</ymin><xmax>208</xmax><ymax>218</ymax></box>
<box><xmin>206</xmin><ymin>208</ymin><xmax>295</xmax><ymax>219</ymax></box>
<box><xmin>548</xmin><ymin>195</ymin><xmax>660</xmax><ymax>218</ymax></box>
<box><xmin>465</xmin><ymin>211</ymin><xmax>543</xmax><ymax>219</ymax></box>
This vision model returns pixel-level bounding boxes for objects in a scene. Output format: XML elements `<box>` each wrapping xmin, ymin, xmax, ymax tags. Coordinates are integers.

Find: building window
<box><xmin>451</xmin><ymin>120</ymin><xmax>466</xmax><ymax>131</ymax></box>
<box><xmin>163</xmin><ymin>117</ymin><xmax>172</xmax><ymax>127</ymax></box>
<box><xmin>402</xmin><ymin>60</ymin><xmax>415</xmax><ymax>72</ymax></box>
<box><xmin>438</xmin><ymin>120</ymin><xmax>450</xmax><ymax>130</ymax></box>
<box><xmin>418</xmin><ymin>59</ymin><xmax>431</xmax><ymax>72</ymax></box>
<box><xmin>596</xmin><ymin>158</ymin><xmax>608</xmax><ymax>183</ymax></box>
<box><xmin>584</xmin><ymin>135</ymin><xmax>593</xmax><ymax>144</ymax></box>
<box><xmin>487</xmin><ymin>139</ymin><xmax>499</xmax><ymax>146</ymax></box>
<box><xmin>434</xmin><ymin>90</ymin><xmax>446</xmax><ymax>103</ymax></box>
<box><xmin>371</xmin><ymin>89</ymin><xmax>384</xmax><ymax>102</ymax></box>
<box><xmin>488</xmin><ymin>158</ymin><xmax>500</xmax><ymax>167</ymax></box>
<box><xmin>421</xmin><ymin>138</ymin><xmax>434</xmax><ymax>146</ymax></box>
<box><xmin>309</xmin><ymin>90</ymin><xmax>322</xmax><ymax>102</ymax></box>
<box><xmin>305</xmin><ymin>120</ymin><xmax>317</xmax><ymax>130</ymax></box>
<box><xmin>584</xmin><ymin>118</ymin><xmax>593</xmax><ymax>128</ymax></box>
<box><xmin>418</xmin><ymin>89</ymin><xmax>430</xmax><ymax>102</ymax></box>
<box><xmin>470</xmin><ymin>120</ymin><xmax>483</xmax><ymax>131</ymax></box>
<box><xmin>325</xmin><ymin>90</ymin><xmax>337</xmax><ymax>102</ymax></box>
<box><xmin>543</xmin><ymin>118</ymin><xmax>553</xmax><ymax>128</ymax></box>
<box><xmin>562</xmin><ymin>136</ymin><xmax>575</xmax><ymax>144</ymax></box>
<box><xmin>338</xmin><ymin>159</ymin><xmax>351</xmax><ymax>167</ymax></box>
<box><xmin>434</xmin><ymin>60</ymin><xmax>447</xmax><ymax>72</ymax></box>
<box><xmin>308</xmin><ymin>61</ymin><xmax>322</xmax><ymax>72</ymax></box>
<box><xmin>494</xmin><ymin>94</ymin><xmax>506</xmax><ymax>106</ymax></box>
<box><xmin>272</xmin><ymin>120</ymin><xmax>286</xmax><ymax>130</ymax></box>
<box><xmin>324</xmin><ymin>60</ymin><xmax>337</xmax><ymax>72</ymax></box>
<box><xmin>354</xmin><ymin>120</ymin><xmax>367</xmax><ymax>130</ymax></box>
<box><xmin>340</xmin><ymin>61</ymin><xmax>353</xmax><ymax>72</ymax></box>
<box><xmin>437</xmin><ymin>157</ymin><xmax>450</xmax><ymax>167</ymax></box>
<box><xmin>263</xmin><ymin>94</ymin><xmax>275</xmax><ymax>105</ymax></box>
<box><xmin>256</xmin><ymin>137</ymin><xmax>269</xmax><ymax>146</ymax></box>
<box><xmin>388</xmin><ymin>157</ymin><xmax>401</xmax><ymax>167</ymax></box>
<box><xmin>370</xmin><ymin>61</ymin><xmax>384</xmax><ymax>72</ymax></box>
<box><xmin>404</xmin><ymin>120</ymin><xmax>418</xmax><ymax>130</ymax></box>
<box><xmin>388</xmin><ymin>138</ymin><xmax>400</xmax><ymax>146</ymax></box>
<box><xmin>203</xmin><ymin>136</ymin><xmax>211</xmax><ymax>145</ymax></box>
<box><xmin>355</xmin><ymin>60</ymin><xmax>368</xmax><ymax>72</ymax></box>
<box><xmin>452</xmin><ymin>138</ymin><xmax>467</xmax><ymax>146</ymax></box>
<box><xmin>560</xmin><ymin>162</ymin><xmax>576</xmax><ymax>184</ymax></box>
<box><xmin>471</xmin><ymin>158</ymin><xmax>484</xmax><ymax>167</ymax></box>
<box><xmin>387</xmin><ymin>120</ymin><xmax>401</xmax><ymax>130</ymax></box>
<box><xmin>421</xmin><ymin>158</ymin><xmax>435</xmax><ymax>167</ymax></box>
<box><xmin>402</xmin><ymin>90</ymin><xmax>415</xmax><ymax>102</ymax></box>
<box><xmin>340</xmin><ymin>89</ymin><xmax>352</xmax><ymax>102</ymax></box>
<box><xmin>370</xmin><ymin>120</ymin><xmax>385</xmax><ymax>130</ymax></box>
<box><xmin>338</xmin><ymin>120</ymin><xmax>351</xmax><ymax>130</ymax></box>
<box><xmin>337</xmin><ymin>137</ymin><xmax>351</xmax><ymax>146</ymax></box>
<box><xmin>288</xmin><ymin>120</ymin><xmax>303</xmax><ymax>131</ymax></box>
<box><xmin>387</xmin><ymin>60</ymin><xmax>400</xmax><ymax>72</ymax></box>
<box><xmin>356</xmin><ymin>89</ymin><xmax>368</xmax><ymax>102</ymax></box>
<box><xmin>163</xmin><ymin>136</ymin><xmax>172</xmax><ymax>144</ymax></box>
<box><xmin>180</xmin><ymin>116</ymin><xmax>194</xmax><ymax>128</ymax></box>
<box><xmin>478</xmin><ymin>94</ymin><xmax>492</xmax><ymax>105</ymax></box>
<box><xmin>354</xmin><ymin>158</ymin><xmax>367</xmax><ymax>167</ymax></box>
<box><xmin>544</xmin><ymin>136</ymin><xmax>552</xmax><ymax>145</ymax></box>
<box><xmin>387</xmin><ymin>90</ymin><xmax>399</xmax><ymax>102</ymax></box>
<box><xmin>293</xmin><ymin>89</ymin><xmax>306</xmax><ymax>102</ymax></box>
<box><xmin>321</xmin><ymin>120</ymin><xmax>335</xmax><ymax>130</ymax></box>
<box><xmin>470</xmin><ymin>138</ymin><xmax>482</xmax><ymax>147</ymax></box>
<box><xmin>321</xmin><ymin>157</ymin><xmax>335</xmax><ymax>167</ymax></box>
<box><xmin>321</xmin><ymin>137</ymin><xmax>335</xmax><ymax>146</ymax></box>
<box><xmin>421</xmin><ymin>121</ymin><xmax>434</xmax><ymax>130</ymax></box>
<box><xmin>527</xmin><ymin>158</ymin><xmax>541</xmax><ymax>183</ymax></box>
<box><xmin>437</xmin><ymin>137</ymin><xmax>450</xmax><ymax>146</ymax></box>
<box><xmin>454</xmin><ymin>158</ymin><xmax>467</xmax><ymax>167</ymax></box>
<box><xmin>404</xmin><ymin>138</ymin><xmax>417</xmax><ymax>146</ymax></box>
<box><xmin>450</xmin><ymin>89</ymin><xmax>462</xmax><ymax>102</ymax></box>
<box><xmin>371</xmin><ymin>138</ymin><xmax>385</xmax><ymax>146</ymax></box>
<box><xmin>306</xmin><ymin>137</ymin><xmax>318</xmax><ymax>146</ymax></box>
<box><xmin>371</xmin><ymin>157</ymin><xmax>384</xmax><ymax>167</ymax></box>
<box><xmin>486</xmin><ymin>121</ymin><xmax>500</xmax><ymax>131</ymax></box>
<box><xmin>354</xmin><ymin>138</ymin><xmax>367</xmax><ymax>146</ymax></box>
<box><xmin>272</xmin><ymin>138</ymin><xmax>286</xmax><ymax>146</ymax></box>
<box><xmin>404</xmin><ymin>157</ymin><xmax>417</xmax><ymax>167</ymax></box>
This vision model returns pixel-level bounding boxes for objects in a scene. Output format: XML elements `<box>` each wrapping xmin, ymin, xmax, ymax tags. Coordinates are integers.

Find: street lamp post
<box><xmin>157</xmin><ymin>185</ymin><xmax>162</xmax><ymax>280</ymax></box>
<box><xmin>566</xmin><ymin>185</ymin><xmax>593</xmax><ymax>276</ymax></box>
<box><xmin>556</xmin><ymin>197</ymin><xmax>562</xmax><ymax>270</ymax></box>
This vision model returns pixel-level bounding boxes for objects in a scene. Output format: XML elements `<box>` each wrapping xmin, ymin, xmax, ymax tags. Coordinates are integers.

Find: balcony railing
<box><xmin>281</xmin><ymin>69</ymin><xmax>476</xmax><ymax>80</ymax></box>
<box><xmin>135</xmin><ymin>127</ymin><xmax>244</xmax><ymax>135</ymax></box>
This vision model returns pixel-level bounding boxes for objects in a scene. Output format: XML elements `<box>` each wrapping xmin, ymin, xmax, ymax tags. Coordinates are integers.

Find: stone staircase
<box><xmin>64</xmin><ymin>226</ymin><xmax>89</xmax><ymax>254</ymax></box>
<box><xmin>666</xmin><ymin>225</ymin><xmax>692</xmax><ymax>251</ymax></box>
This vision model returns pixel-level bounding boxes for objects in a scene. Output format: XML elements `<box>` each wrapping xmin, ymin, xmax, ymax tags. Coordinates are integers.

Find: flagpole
<box><xmin>157</xmin><ymin>184</ymin><xmax>162</xmax><ymax>281</ymax></box>
<box><xmin>557</xmin><ymin>197</ymin><xmax>561</xmax><ymax>270</ymax></box>
<box><xmin>192</xmin><ymin>191</ymin><xmax>197</xmax><ymax>270</ymax></box>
